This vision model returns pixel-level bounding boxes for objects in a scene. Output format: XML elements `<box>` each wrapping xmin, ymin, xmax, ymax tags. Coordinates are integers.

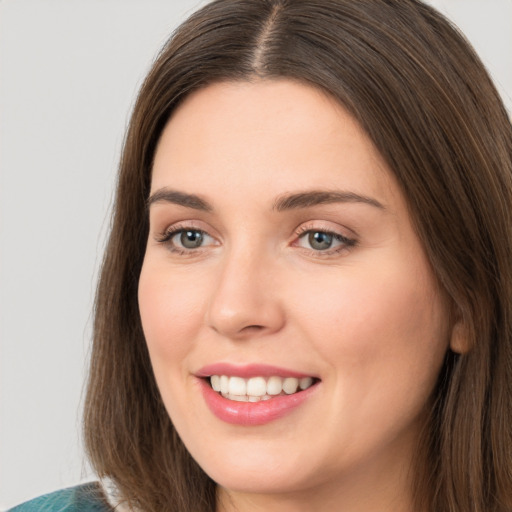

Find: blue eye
<box><xmin>308</xmin><ymin>231</ymin><xmax>334</xmax><ymax>250</ymax></box>
<box><xmin>297</xmin><ymin>230</ymin><xmax>355</xmax><ymax>252</ymax></box>
<box><xmin>158</xmin><ymin>227</ymin><xmax>216</xmax><ymax>252</ymax></box>
<box><xmin>178</xmin><ymin>230</ymin><xmax>205</xmax><ymax>249</ymax></box>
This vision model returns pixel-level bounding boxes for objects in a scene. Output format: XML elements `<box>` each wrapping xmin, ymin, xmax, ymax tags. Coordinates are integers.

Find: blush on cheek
<box><xmin>139</xmin><ymin>267</ymin><xmax>210</xmax><ymax>368</ymax></box>
<box><xmin>304</xmin><ymin>261</ymin><xmax>448</xmax><ymax>374</ymax></box>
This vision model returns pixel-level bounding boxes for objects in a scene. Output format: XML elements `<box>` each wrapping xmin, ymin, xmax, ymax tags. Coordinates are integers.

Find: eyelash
<box><xmin>293</xmin><ymin>225</ymin><xmax>357</xmax><ymax>256</ymax></box>
<box><xmin>155</xmin><ymin>223</ymin><xmax>214</xmax><ymax>256</ymax></box>
<box><xmin>155</xmin><ymin>223</ymin><xmax>357</xmax><ymax>257</ymax></box>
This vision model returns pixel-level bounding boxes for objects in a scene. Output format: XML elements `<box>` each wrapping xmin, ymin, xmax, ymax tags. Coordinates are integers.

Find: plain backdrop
<box><xmin>0</xmin><ymin>0</ymin><xmax>510</xmax><ymax>509</ymax></box>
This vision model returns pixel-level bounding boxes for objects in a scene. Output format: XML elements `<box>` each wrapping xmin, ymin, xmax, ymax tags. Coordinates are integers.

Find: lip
<box><xmin>196</xmin><ymin>363</ymin><xmax>316</xmax><ymax>379</ymax></box>
<box><xmin>197</xmin><ymin>365</ymin><xmax>320</xmax><ymax>426</ymax></box>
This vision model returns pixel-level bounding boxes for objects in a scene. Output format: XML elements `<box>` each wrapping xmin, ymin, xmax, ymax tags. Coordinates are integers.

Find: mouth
<box><xmin>207</xmin><ymin>375</ymin><xmax>318</xmax><ymax>402</ymax></box>
<box><xmin>197</xmin><ymin>363</ymin><xmax>320</xmax><ymax>425</ymax></box>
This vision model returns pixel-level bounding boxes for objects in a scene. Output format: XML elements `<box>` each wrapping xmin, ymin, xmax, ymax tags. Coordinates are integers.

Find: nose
<box><xmin>206</xmin><ymin>246</ymin><xmax>286</xmax><ymax>340</ymax></box>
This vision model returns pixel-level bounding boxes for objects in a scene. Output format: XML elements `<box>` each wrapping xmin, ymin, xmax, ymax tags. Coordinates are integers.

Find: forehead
<box><xmin>151</xmin><ymin>79</ymin><xmax>399</xmax><ymax>209</ymax></box>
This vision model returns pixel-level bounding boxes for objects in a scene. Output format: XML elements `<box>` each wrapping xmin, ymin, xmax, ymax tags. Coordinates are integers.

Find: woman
<box><xmin>11</xmin><ymin>0</ymin><xmax>512</xmax><ymax>511</ymax></box>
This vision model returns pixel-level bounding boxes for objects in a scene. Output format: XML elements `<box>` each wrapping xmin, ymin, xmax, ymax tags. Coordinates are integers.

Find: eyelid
<box><xmin>294</xmin><ymin>219</ymin><xmax>357</xmax><ymax>236</ymax></box>
<box><xmin>154</xmin><ymin>220</ymin><xmax>219</xmax><ymax>254</ymax></box>
<box><xmin>292</xmin><ymin>221</ymin><xmax>358</xmax><ymax>255</ymax></box>
<box><xmin>156</xmin><ymin>226</ymin><xmax>211</xmax><ymax>244</ymax></box>
<box><xmin>152</xmin><ymin>219</ymin><xmax>357</xmax><ymax>256</ymax></box>
<box><xmin>155</xmin><ymin>220</ymin><xmax>202</xmax><ymax>240</ymax></box>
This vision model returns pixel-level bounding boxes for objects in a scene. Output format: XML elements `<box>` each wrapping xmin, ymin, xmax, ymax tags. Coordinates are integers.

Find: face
<box><xmin>139</xmin><ymin>80</ymin><xmax>452</xmax><ymax>510</ymax></box>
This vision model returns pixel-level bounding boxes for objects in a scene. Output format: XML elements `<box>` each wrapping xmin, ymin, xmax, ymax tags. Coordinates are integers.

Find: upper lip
<box><xmin>196</xmin><ymin>363</ymin><xmax>318</xmax><ymax>379</ymax></box>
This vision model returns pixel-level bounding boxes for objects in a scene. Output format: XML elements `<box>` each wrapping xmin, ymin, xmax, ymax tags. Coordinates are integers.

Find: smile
<box><xmin>209</xmin><ymin>375</ymin><xmax>315</xmax><ymax>402</ymax></box>
<box><xmin>197</xmin><ymin>365</ymin><xmax>320</xmax><ymax>425</ymax></box>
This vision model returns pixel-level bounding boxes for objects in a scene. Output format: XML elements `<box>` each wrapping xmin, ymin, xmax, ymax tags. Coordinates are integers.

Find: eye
<box><xmin>157</xmin><ymin>226</ymin><xmax>217</xmax><ymax>253</ymax></box>
<box><xmin>295</xmin><ymin>229</ymin><xmax>356</xmax><ymax>253</ymax></box>
<box><xmin>304</xmin><ymin>231</ymin><xmax>335</xmax><ymax>251</ymax></box>
<box><xmin>177</xmin><ymin>229</ymin><xmax>206</xmax><ymax>249</ymax></box>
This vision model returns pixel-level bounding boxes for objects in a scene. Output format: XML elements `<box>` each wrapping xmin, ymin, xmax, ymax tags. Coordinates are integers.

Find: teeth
<box><xmin>283</xmin><ymin>377</ymin><xmax>300</xmax><ymax>394</ymax></box>
<box><xmin>209</xmin><ymin>374</ymin><xmax>315</xmax><ymax>401</ymax></box>
<box><xmin>211</xmin><ymin>375</ymin><xmax>221</xmax><ymax>392</ymax></box>
<box><xmin>247</xmin><ymin>377</ymin><xmax>267</xmax><ymax>396</ymax></box>
<box><xmin>299</xmin><ymin>377</ymin><xmax>313</xmax><ymax>390</ymax></box>
<box><xmin>227</xmin><ymin>393</ymin><xmax>248</xmax><ymax>402</ymax></box>
<box><xmin>220</xmin><ymin>375</ymin><xmax>229</xmax><ymax>394</ymax></box>
<box><xmin>267</xmin><ymin>376</ymin><xmax>283</xmax><ymax>395</ymax></box>
<box><xmin>228</xmin><ymin>376</ymin><xmax>246</xmax><ymax>396</ymax></box>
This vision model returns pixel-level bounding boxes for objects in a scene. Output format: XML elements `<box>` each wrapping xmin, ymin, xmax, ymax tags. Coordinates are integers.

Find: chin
<box><xmin>208</xmin><ymin>464</ymin><xmax>314</xmax><ymax>496</ymax></box>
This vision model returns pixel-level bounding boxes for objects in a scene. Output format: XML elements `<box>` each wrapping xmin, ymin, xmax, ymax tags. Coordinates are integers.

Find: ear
<box><xmin>449</xmin><ymin>319</ymin><xmax>470</xmax><ymax>354</ymax></box>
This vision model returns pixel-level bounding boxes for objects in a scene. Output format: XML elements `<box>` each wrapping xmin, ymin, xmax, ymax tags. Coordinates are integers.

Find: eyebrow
<box><xmin>273</xmin><ymin>190</ymin><xmax>385</xmax><ymax>211</ymax></box>
<box><xmin>146</xmin><ymin>188</ymin><xmax>385</xmax><ymax>212</ymax></box>
<box><xmin>147</xmin><ymin>188</ymin><xmax>213</xmax><ymax>211</ymax></box>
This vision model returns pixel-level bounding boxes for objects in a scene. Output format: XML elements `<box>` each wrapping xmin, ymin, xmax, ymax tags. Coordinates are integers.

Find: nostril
<box><xmin>242</xmin><ymin>325</ymin><xmax>264</xmax><ymax>332</ymax></box>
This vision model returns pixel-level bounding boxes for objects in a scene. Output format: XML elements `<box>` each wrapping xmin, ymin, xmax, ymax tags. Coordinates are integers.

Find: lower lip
<box><xmin>199</xmin><ymin>379</ymin><xmax>318</xmax><ymax>426</ymax></box>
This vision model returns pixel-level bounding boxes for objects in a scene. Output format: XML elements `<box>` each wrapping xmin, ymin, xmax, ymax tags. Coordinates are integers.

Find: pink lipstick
<box><xmin>197</xmin><ymin>364</ymin><xmax>319</xmax><ymax>426</ymax></box>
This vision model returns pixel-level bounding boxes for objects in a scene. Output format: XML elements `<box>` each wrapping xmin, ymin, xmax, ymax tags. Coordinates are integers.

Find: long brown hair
<box><xmin>83</xmin><ymin>1</ymin><xmax>512</xmax><ymax>510</ymax></box>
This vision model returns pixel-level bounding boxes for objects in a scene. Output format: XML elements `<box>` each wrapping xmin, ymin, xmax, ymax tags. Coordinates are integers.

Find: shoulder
<box><xmin>8</xmin><ymin>482</ymin><xmax>113</xmax><ymax>512</ymax></box>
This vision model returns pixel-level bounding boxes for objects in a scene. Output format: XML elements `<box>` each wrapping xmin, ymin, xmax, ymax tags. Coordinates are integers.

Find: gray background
<box><xmin>1</xmin><ymin>0</ymin><xmax>510</xmax><ymax>509</ymax></box>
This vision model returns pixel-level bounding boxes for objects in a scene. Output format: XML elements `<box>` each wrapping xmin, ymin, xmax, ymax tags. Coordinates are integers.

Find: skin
<box><xmin>138</xmin><ymin>80</ymin><xmax>456</xmax><ymax>512</ymax></box>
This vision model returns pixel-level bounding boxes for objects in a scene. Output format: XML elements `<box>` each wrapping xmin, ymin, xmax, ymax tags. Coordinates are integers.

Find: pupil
<box><xmin>309</xmin><ymin>231</ymin><xmax>333</xmax><ymax>250</ymax></box>
<box><xmin>180</xmin><ymin>230</ymin><xmax>203</xmax><ymax>248</ymax></box>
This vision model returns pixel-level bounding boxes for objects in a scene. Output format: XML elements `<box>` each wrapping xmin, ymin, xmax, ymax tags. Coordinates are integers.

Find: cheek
<box><xmin>288</xmin><ymin>260</ymin><xmax>450</xmax><ymax>464</ymax></box>
<box><xmin>292</xmin><ymin>257</ymin><xmax>450</xmax><ymax>409</ymax></box>
<box><xmin>138</xmin><ymin>261</ymin><xmax>205</xmax><ymax>372</ymax></box>
<box><xmin>137</xmin><ymin>259</ymin><xmax>213</xmax><ymax>433</ymax></box>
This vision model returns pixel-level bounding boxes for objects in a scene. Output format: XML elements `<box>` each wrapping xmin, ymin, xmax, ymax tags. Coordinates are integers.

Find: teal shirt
<box><xmin>8</xmin><ymin>483</ymin><xmax>113</xmax><ymax>512</ymax></box>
